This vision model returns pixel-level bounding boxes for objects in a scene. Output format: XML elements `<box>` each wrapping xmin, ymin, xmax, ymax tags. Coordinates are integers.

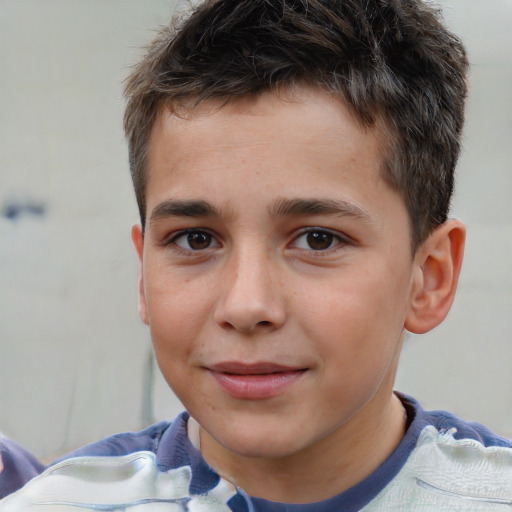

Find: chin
<box><xmin>211</xmin><ymin>422</ymin><xmax>310</xmax><ymax>460</ymax></box>
<box><xmin>227</xmin><ymin>438</ymin><xmax>300</xmax><ymax>460</ymax></box>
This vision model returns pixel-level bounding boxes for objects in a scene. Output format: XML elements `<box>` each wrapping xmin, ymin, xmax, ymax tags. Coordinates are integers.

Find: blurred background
<box><xmin>0</xmin><ymin>0</ymin><xmax>511</xmax><ymax>462</ymax></box>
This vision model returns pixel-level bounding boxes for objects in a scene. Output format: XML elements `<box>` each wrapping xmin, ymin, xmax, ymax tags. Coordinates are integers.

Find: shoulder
<box><xmin>369</xmin><ymin>394</ymin><xmax>512</xmax><ymax>511</ymax></box>
<box><xmin>401</xmin><ymin>393</ymin><xmax>511</xmax><ymax>448</ymax></box>
<box><xmin>426</xmin><ymin>409</ymin><xmax>511</xmax><ymax>447</ymax></box>
<box><xmin>53</xmin><ymin>419</ymin><xmax>174</xmax><ymax>462</ymax></box>
<box><xmin>0</xmin><ymin>434</ymin><xmax>44</xmax><ymax>499</ymax></box>
<box><xmin>0</xmin><ymin>413</ymin><xmax>238</xmax><ymax>512</ymax></box>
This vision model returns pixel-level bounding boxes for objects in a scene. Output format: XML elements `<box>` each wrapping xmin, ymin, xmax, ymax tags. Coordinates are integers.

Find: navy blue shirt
<box><xmin>1</xmin><ymin>394</ymin><xmax>511</xmax><ymax>510</ymax></box>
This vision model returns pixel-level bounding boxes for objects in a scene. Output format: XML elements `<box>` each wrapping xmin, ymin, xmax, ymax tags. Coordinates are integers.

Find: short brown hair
<box><xmin>124</xmin><ymin>0</ymin><xmax>468</xmax><ymax>249</ymax></box>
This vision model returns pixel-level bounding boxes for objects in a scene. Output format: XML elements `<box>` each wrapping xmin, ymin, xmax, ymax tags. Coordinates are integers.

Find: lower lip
<box><xmin>210</xmin><ymin>370</ymin><xmax>306</xmax><ymax>400</ymax></box>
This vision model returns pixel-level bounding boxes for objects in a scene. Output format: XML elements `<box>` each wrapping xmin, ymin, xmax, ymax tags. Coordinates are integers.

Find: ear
<box><xmin>405</xmin><ymin>219</ymin><xmax>465</xmax><ymax>334</ymax></box>
<box><xmin>131</xmin><ymin>224</ymin><xmax>149</xmax><ymax>326</ymax></box>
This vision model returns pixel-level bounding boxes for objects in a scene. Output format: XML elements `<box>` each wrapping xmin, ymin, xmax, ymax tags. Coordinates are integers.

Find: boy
<box><xmin>1</xmin><ymin>0</ymin><xmax>511</xmax><ymax>510</ymax></box>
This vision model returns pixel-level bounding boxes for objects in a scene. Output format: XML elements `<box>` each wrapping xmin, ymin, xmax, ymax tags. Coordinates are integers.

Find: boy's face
<box><xmin>134</xmin><ymin>88</ymin><xmax>421</xmax><ymax>461</ymax></box>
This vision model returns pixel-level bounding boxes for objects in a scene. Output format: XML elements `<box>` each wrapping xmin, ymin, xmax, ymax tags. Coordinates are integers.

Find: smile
<box><xmin>207</xmin><ymin>362</ymin><xmax>307</xmax><ymax>400</ymax></box>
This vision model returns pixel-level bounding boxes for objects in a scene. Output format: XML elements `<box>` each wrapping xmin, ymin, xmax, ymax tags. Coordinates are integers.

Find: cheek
<box><xmin>297</xmin><ymin>271</ymin><xmax>407</xmax><ymax>365</ymax></box>
<box><xmin>146</xmin><ymin>278</ymin><xmax>209</xmax><ymax>399</ymax></box>
<box><xmin>144</xmin><ymin>270</ymin><xmax>214</xmax><ymax>357</ymax></box>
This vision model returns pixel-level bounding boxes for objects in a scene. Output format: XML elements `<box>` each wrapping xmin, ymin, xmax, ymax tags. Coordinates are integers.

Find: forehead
<box><xmin>153</xmin><ymin>88</ymin><xmax>385</xmax><ymax>147</ymax></box>
<box><xmin>144</xmin><ymin>87</ymin><xmax>400</xmax><ymax>224</ymax></box>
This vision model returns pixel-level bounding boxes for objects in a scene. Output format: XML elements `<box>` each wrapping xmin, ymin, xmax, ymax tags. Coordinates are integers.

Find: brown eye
<box><xmin>306</xmin><ymin>231</ymin><xmax>334</xmax><ymax>250</ymax></box>
<box><xmin>292</xmin><ymin>229</ymin><xmax>343</xmax><ymax>252</ymax></box>
<box><xmin>188</xmin><ymin>232</ymin><xmax>211</xmax><ymax>249</ymax></box>
<box><xmin>173</xmin><ymin>230</ymin><xmax>217</xmax><ymax>250</ymax></box>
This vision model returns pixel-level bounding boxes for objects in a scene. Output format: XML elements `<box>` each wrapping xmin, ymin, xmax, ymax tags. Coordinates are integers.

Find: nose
<box><xmin>214</xmin><ymin>246</ymin><xmax>287</xmax><ymax>334</ymax></box>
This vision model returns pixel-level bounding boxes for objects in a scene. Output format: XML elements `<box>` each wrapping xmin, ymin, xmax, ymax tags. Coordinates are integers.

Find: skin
<box><xmin>132</xmin><ymin>88</ymin><xmax>465</xmax><ymax>503</ymax></box>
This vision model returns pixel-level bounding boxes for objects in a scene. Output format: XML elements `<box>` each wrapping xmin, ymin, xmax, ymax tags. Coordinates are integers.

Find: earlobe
<box><xmin>131</xmin><ymin>224</ymin><xmax>149</xmax><ymax>326</ymax></box>
<box><xmin>405</xmin><ymin>219</ymin><xmax>465</xmax><ymax>334</ymax></box>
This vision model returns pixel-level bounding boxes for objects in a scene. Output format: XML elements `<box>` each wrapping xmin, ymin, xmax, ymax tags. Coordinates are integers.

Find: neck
<box><xmin>200</xmin><ymin>392</ymin><xmax>407</xmax><ymax>504</ymax></box>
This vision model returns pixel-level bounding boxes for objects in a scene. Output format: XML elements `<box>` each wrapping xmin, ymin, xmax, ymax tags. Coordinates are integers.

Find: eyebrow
<box><xmin>270</xmin><ymin>198</ymin><xmax>374</xmax><ymax>222</ymax></box>
<box><xmin>149</xmin><ymin>199</ymin><xmax>219</xmax><ymax>225</ymax></box>
<box><xmin>149</xmin><ymin>197</ymin><xmax>374</xmax><ymax>226</ymax></box>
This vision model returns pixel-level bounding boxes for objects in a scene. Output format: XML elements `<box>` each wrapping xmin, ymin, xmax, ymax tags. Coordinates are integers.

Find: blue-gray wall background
<box><xmin>1</xmin><ymin>0</ymin><xmax>511</xmax><ymax>461</ymax></box>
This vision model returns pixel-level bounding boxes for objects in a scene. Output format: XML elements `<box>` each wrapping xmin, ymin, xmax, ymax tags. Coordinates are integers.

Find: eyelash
<box><xmin>291</xmin><ymin>228</ymin><xmax>348</xmax><ymax>253</ymax></box>
<box><xmin>163</xmin><ymin>229</ymin><xmax>220</xmax><ymax>252</ymax></box>
<box><xmin>162</xmin><ymin>227</ymin><xmax>349</xmax><ymax>254</ymax></box>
